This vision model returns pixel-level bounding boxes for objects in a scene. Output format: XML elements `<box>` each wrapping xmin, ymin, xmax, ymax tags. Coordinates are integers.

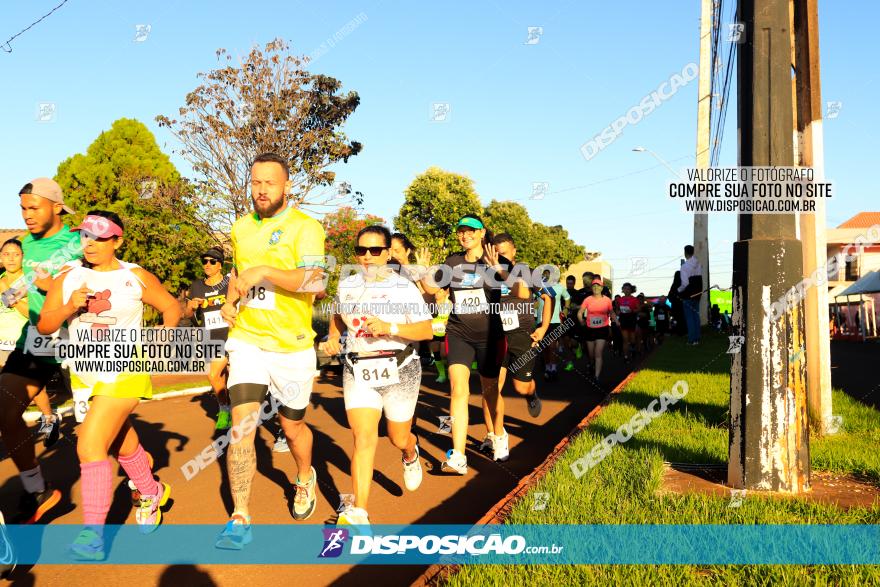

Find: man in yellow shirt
<box><xmin>216</xmin><ymin>153</ymin><xmax>326</xmax><ymax>550</ymax></box>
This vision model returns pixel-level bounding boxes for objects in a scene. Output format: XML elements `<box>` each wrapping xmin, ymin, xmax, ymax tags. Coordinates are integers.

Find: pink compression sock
<box><xmin>118</xmin><ymin>444</ymin><xmax>159</xmax><ymax>497</ymax></box>
<box><xmin>80</xmin><ymin>459</ymin><xmax>113</xmax><ymax>526</ymax></box>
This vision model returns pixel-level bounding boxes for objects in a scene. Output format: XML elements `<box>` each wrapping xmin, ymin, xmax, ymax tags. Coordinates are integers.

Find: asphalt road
<box><xmin>0</xmin><ymin>349</ymin><xmax>636</xmax><ymax>587</ymax></box>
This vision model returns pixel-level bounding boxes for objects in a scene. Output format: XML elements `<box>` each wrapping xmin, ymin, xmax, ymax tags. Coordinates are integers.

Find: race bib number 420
<box><xmin>455</xmin><ymin>288</ymin><xmax>487</xmax><ymax>312</ymax></box>
<box><xmin>354</xmin><ymin>356</ymin><xmax>400</xmax><ymax>388</ymax></box>
<box><xmin>242</xmin><ymin>280</ymin><xmax>276</xmax><ymax>310</ymax></box>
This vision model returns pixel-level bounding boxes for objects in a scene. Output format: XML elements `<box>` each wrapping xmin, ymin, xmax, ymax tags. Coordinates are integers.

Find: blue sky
<box><xmin>0</xmin><ymin>0</ymin><xmax>875</xmax><ymax>294</ymax></box>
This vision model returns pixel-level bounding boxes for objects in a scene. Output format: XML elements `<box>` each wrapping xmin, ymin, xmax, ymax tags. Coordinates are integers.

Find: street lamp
<box><xmin>632</xmin><ymin>146</ymin><xmax>684</xmax><ymax>179</ymax></box>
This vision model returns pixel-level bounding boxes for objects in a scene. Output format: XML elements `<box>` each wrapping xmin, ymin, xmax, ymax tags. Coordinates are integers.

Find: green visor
<box><xmin>456</xmin><ymin>217</ymin><xmax>484</xmax><ymax>230</ymax></box>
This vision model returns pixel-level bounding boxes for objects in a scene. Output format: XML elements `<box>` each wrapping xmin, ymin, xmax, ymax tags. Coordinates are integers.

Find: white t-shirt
<box><xmin>336</xmin><ymin>270</ymin><xmax>432</xmax><ymax>356</ymax></box>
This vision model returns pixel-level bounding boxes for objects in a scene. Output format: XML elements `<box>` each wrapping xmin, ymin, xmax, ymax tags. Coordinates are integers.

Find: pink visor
<box><xmin>73</xmin><ymin>215</ymin><xmax>123</xmax><ymax>238</ymax></box>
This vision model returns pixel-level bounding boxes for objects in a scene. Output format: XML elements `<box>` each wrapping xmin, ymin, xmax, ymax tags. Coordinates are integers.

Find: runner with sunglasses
<box><xmin>184</xmin><ymin>247</ymin><xmax>232</xmax><ymax>430</ymax></box>
<box><xmin>321</xmin><ymin>226</ymin><xmax>433</xmax><ymax>526</ymax></box>
<box><xmin>415</xmin><ymin>214</ymin><xmax>511</xmax><ymax>474</ymax></box>
<box><xmin>38</xmin><ymin>210</ymin><xmax>181</xmax><ymax>559</ymax></box>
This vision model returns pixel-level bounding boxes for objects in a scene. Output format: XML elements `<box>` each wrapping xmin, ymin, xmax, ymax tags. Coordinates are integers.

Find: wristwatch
<box><xmin>389</xmin><ymin>322</ymin><xmax>399</xmax><ymax>336</ymax></box>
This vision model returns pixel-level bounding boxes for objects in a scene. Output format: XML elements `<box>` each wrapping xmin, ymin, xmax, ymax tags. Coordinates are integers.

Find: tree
<box><xmin>156</xmin><ymin>38</ymin><xmax>363</xmax><ymax>235</ymax></box>
<box><xmin>55</xmin><ymin>118</ymin><xmax>211</xmax><ymax>297</ymax></box>
<box><xmin>484</xmin><ymin>200</ymin><xmax>586</xmax><ymax>269</ymax></box>
<box><xmin>322</xmin><ymin>206</ymin><xmax>384</xmax><ymax>296</ymax></box>
<box><xmin>393</xmin><ymin>167</ymin><xmax>483</xmax><ymax>260</ymax></box>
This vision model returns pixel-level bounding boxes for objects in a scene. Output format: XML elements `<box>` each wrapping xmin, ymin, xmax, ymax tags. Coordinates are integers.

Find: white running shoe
<box><xmin>493</xmin><ymin>431</ymin><xmax>510</xmax><ymax>462</ymax></box>
<box><xmin>273</xmin><ymin>433</ymin><xmax>290</xmax><ymax>453</ymax></box>
<box><xmin>479</xmin><ymin>434</ymin><xmax>495</xmax><ymax>453</ymax></box>
<box><xmin>402</xmin><ymin>445</ymin><xmax>423</xmax><ymax>491</ymax></box>
<box><xmin>337</xmin><ymin>506</ymin><xmax>370</xmax><ymax>527</ymax></box>
<box><xmin>440</xmin><ymin>449</ymin><xmax>468</xmax><ymax>475</ymax></box>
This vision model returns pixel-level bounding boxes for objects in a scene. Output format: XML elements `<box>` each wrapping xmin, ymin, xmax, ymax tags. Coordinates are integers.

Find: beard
<box><xmin>252</xmin><ymin>195</ymin><xmax>286</xmax><ymax>218</ymax></box>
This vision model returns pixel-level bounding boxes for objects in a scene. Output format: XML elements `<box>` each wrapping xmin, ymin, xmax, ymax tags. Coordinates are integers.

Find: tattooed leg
<box><xmin>228</xmin><ymin>442</ymin><xmax>257</xmax><ymax>518</ymax></box>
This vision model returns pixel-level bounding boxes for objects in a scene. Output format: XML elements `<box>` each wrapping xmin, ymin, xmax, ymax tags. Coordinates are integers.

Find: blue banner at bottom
<box><xmin>0</xmin><ymin>524</ymin><xmax>878</xmax><ymax>565</ymax></box>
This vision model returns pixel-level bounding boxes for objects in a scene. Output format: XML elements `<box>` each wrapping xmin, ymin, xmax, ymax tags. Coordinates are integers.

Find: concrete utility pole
<box><xmin>792</xmin><ymin>0</ymin><xmax>833</xmax><ymax>433</ymax></box>
<box><xmin>728</xmin><ymin>0</ymin><xmax>810</xmax><ymax>492</ymax></box>
<box><xmin>694</xmin><ymin>0</ymin><xmax>713</xmax><ymax>325</ymax></box>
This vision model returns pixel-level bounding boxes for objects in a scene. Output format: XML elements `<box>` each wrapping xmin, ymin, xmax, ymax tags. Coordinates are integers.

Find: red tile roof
<box><xmin>0</xmin><ymin>228</ymin><xmax>27</xmax><ymax>244</ymax></box>
<box><xmin>838</xmin><ymin>212</ymin><xmax>880</xmax><ymax>229</ymax></box>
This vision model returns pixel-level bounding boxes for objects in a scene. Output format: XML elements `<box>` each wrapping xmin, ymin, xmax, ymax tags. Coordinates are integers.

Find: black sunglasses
<box><xmin>202</xmin><ymin>258</ymin><xmax>221</xmax><ymax>265</ymax></box>
<box><xmin>354</xmin><ymin>246</ymin><xmax>388</xmax><ymax>256</ymax></box>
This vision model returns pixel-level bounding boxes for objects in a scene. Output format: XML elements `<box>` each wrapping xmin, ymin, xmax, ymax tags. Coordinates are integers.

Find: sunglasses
<box><xmin>202</xmin><ymin>258</ymin><xmax>221</xmax><ymax>265</ymax></box>
<box><xmin>354</xmin><ymin>246</ymin><xmax>388</xmax><ymax>257</ymax></box>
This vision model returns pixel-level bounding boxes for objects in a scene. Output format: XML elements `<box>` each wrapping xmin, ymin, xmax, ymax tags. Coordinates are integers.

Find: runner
<box><xmin>636</xmin><ymin>292</ymin><xmax>652</xmax><ymax>353</ymax></box>
<box><xmin>0</xmin><ymin>239</ymin><xmax>60</xmax><ymax>447</ymax></box>
<box><xmin>561</xmin><ymin>275</ymin><xmax>582</xmax><ymax>371</ymax></box>
<box><xmin>576</xmin><ymin>278</ymin><xmax>617</xmax><ymax>382</ymax></box>
<box><xmin>415</xmin><ymin>214</ymin><xmax>509</xmax><ymax>474</ymax></box>
<box><xmin>610</xmin><ymin>294</ymin><xmax>624</xmax><ymax>357</ymax></box>
<box><xmin>390</xmin><ymin>232</ymin><xmax>433</xmax><ymax>368</ymax></box>
<box><xmin>38</xmin><ymin>210</ymin><xmax>181</xmax><ymax>559</ymax></box>
<box><xmin>321</xmin><ymin>225</ymin><xmax>433</xmax><ymax>526</ymax></box>
<box><xmin>653</xmin><ymin>295</ymin><xmax>670</xmax><ymax>345</ymax></box>
<box><xmin>0</xmin><ymin>178</ymin><xmax>81</xmax><ymax>524</ymax></box>
<box><xmin>184</xmin><ymin>246</ymin><xmax>232</xmax><ymax>431</ymax></box>
<box><xmin>216</xmin><ymin>152</ymin><xmax>326</xmax><ymax>549</ymax></box>
<box><xmin>539</xmin><ymin>271</ymin><xmax>568</xmax><ymax>381</ymax></box>
<box><xmin>616</xmin><ymin>283</ymin><xmax>640</xmax><ymax>363</ymax></box>
<box><xmin>480</xmin><ymin>234</ymin><xmax>548</xmax><ymax>461</ymax></box>
<box><xmin>429</xmin><ymin>287</ymin><xmax>452</xmax><ymax>384</ymax></box>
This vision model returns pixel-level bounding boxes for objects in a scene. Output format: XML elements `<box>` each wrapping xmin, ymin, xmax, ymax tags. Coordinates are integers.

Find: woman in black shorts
<box><xmin>577</xmin><ymin>278</ymin><xmax>618</xmax><ymax>381</ymax></box>
<box><xmin>416</xmin><ymin>214</ymin><xmax>510</xmax><ymax>475</ymax></box>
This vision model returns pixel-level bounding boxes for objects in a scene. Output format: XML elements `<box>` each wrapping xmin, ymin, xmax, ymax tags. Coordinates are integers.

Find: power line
<box><xmin>1</xmin><ymin>0</ymin><xmax>70</xmax><ymax>54</ymax></box>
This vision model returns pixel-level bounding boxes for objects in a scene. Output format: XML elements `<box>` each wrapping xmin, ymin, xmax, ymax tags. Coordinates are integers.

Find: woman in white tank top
<box><xmin>37</xmin><ymin>211</ymin><xmax>181</xmax><ymax>560</ymax></box>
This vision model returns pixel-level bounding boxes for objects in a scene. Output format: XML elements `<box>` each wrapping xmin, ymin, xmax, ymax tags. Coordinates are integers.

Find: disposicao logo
<box><xmin>318</xmin><ymin>528</ymin><xmax>349</xmax><ymax>558</ymax></box>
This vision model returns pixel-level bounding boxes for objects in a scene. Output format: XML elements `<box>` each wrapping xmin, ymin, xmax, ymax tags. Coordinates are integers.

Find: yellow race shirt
<box><xmin>229</xmin><ymin>206</ymin><xmax>326</xmax><ymax>353</ymax></box>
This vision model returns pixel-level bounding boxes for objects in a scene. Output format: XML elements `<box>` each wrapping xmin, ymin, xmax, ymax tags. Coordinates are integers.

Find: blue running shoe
<box><xmin>215</xmin><ymin>514</ymin><xmax>252</xmax><ymax>550</ymax></box>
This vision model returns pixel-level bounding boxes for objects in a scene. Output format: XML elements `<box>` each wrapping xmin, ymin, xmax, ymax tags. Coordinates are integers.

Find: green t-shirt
<box><xmin>17</xmin><ymin>226</ymin><xmax>82</xmax><ymax>352</ymax></box>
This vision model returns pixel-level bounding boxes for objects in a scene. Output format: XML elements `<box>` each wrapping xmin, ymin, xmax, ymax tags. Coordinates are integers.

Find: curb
<box><xmin>23</xmin><ymin>385</ymin><xmax>212</xmax><ymax>424</ymax></box>
<box><xmin>411</xmin><ymin>369</ymin><xmax>640</xmax><ymax>587</ymax></box>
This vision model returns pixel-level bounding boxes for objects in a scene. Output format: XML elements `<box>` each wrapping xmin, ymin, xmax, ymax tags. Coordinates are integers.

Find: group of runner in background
<box><xmin>0</xmin><ymin>153</ymin><xmax>698</xmax><ymax>571</ymax></box>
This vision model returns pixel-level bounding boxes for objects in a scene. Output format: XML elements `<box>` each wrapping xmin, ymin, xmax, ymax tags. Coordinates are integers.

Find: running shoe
<box><xmin>478</xmin><ymin>434</ymin><xmax>495</xmax><ymax>453</ymax></box>
<box><xmin>575</xmin><ymin>346</ymin><xmax>583</xmax><ymax>360</ymax></box>
<box><xmin>493</xmin><ymin>432</ymin><xmax>510</xmax><ymax>462</ymax></box>
<box><xmin>135</xmin><ymin>481</ymin><xmax>171</xmax><ymax>534</ymax></box>
<box><xmin>38</xmin><ymin>412</ymin><xmax>61</xmax><ymax>448</ymax></box>
<box><xmin>215</xmin><ymin>514</ymin><xmax>252</xmax><ymax>550</ymax></box>
<box><xmin>0</xmin><ymin>512</ymin><xmax>15</xmax><ymax>579</ymax></box>
<box><xmin>292</xmin><ymin>466</ymin><xmax>317</xmax><ymax>520</ymax></box>
<box><xmin>471</xmin><ymin>361</ymin><xmax>478</xmax><ymax>370</ymax></box>
<box><xmin>435</xmin><ymin>372</ymin><xmax>448</xmax><ymax>384</ymax></box>
<box><xmin>69</xmin><ymin>527</ymin><xmax>104</xmax><ymax>561</ymax></box>
<box><xmin>526</xmin><ymin>392</ymin><xmax>542</xmax><ymax>418</ymax></box>
<box><xmin>215</xmin><ymin>410</ymin><xmax>231</xmax><ymax>431</ymax></box>
<box><xmin>337</xmin><ymin>505</ymin><xmax>370</xmax><ymax>527</ymax></box>
<box><xmin>273</xmin><ymin>432</ymin><xmax>290</xmax><ymax>453</ymax></box>
<box><xmin>13</xmin><ymin>485</ymin><xmax>61</xmax><ymax>524</ymax></box>
<box><xmin>402</xmin><ymin>445</ymin><xmax>422</xmax><ymax>491</ymax></box>
<box><xmin>440</xmin><ymin>449</ymin><xmax>468</xmax><ymax>475</ymax></box>
<box><xmin>563</xmin><ymin>361</ymin><xmax>574</xmax><ymax>372</ymax></box>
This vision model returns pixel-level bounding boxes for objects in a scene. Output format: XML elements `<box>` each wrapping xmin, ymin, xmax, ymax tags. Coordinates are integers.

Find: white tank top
<box><xmin>61</xmin><ymin>260</ymin><xmax>146</xmax><ymax>381</ymax></box>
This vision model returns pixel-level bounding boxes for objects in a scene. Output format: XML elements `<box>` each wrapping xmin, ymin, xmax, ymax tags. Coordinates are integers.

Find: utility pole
<box><xmin>793</xmin><ymin>0</ymin><xmax>833</xmax><ymax>433</ymax></box>
<box><xmin>694</xmin><ymin>0</ymin><xmax>713</xmax><ymax>325</ymax></box>
<box><xmin>728</xmin><ymin>0</ymin><xmax>810</xmax><ymax>492</ymax></box>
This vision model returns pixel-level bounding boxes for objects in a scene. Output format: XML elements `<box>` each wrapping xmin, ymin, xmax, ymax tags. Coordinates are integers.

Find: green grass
<box><xmin>447</xmin><ymin>331</ymin><xmax>880</xmax><ymax>586</ymax></box>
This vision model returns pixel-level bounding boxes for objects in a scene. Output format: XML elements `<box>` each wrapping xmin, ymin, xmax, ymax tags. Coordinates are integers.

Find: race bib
<box><xmin>204</xmin><ymin>310</ymin><xmax>227</xmax><ymax>330</ymax></box>
<box><xmin>353</xmin><ymin>355</ymin><xmax>400</xmax><ymax>388</ymax></box>
<box><xmin>432</xmin><ymin>320</ymin><xmax>447</xmax><ymax>337</ymax></box>
<box><xmin>619</xmin><ymin>306</ymin><xmax>632</xmax><ymax>314</ymax></box>
<box><xmin>242</xmin><ymin>280</ymin><xmax>276</xmax><ymax>310</ymax></box>
<box><xmin>500</xmin><ymin>310</ymin><xmax>520</xmax><ymax>331</ymax></box>
<box><xmin>0</xmin><ymin>339</ymin><xmax>16</xmax><ymax>351</ymax></box>
<box><xmin>72</xmin><ymin>387</ymin><xmax>92</xmax><ymax>423</ymax></box>
<box><xmin>589</xmin><ymin>316</ymin><xmax>605</xmax><ymax>328</ymax></box>
<box><xmin>25</xmin><ymin>326</ymin><xmax>65</xmax><ymax>357</ymax></box>
<box><xmin>455</xmin><ymin>288</ymin><xmax>487</xmax><ymax>312</ymax></box>
<box><xmin>656</xmin><ymin>311</ymin><xmax>667</xmax><ymax>320</ymax></box>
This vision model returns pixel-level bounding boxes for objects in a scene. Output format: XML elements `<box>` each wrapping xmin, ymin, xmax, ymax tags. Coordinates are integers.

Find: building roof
<box><xmin>0</xmin><ymin>228</ymin><xmax>26</xmax><ymax>245</ymax></box>
<box><xmin>838</xmin><ymin>212</ymin><xmax>880</xmax><ymax>229</ymax></box>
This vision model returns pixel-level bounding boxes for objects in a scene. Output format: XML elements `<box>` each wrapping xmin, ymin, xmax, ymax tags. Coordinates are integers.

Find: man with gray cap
<box><xmin>0</xmin><ymin>178</ymin><xmax>81</xmax><ymax>524</ymax></box>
